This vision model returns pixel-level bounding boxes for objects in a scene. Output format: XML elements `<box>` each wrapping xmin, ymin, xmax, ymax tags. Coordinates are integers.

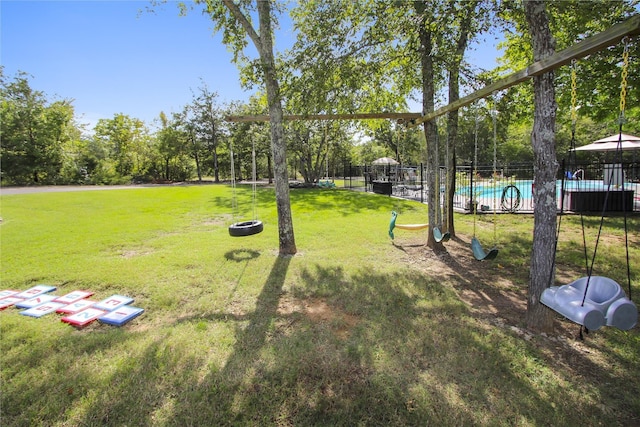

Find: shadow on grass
<box><xmin>224</xmin><ymin>249</ymin><xmax>261</xmax><ymax>262</ymax></box>
<box><xmin>218</xmin><ymin>186</ymin><xmax>422</xmax><ymax>219</ymax></box>
<box><xmin>2</xmin><ymin>253</ymin><xmax>637</xmax><ymax>425</ymax></box>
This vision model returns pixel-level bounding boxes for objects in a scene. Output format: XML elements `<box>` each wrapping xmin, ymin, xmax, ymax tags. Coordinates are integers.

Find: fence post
<box><xmin>470</xmin><ymin>162</ymin><xmax>474</xmax><ymax>213</ymax></box>
<box><xmin>420</xmin><ymin>163</ymin><xmax>424</xmax><ymax>204</ymax></box>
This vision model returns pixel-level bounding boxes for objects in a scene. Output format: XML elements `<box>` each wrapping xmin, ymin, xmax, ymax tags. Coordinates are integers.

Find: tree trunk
<box><xmin>213</xmin><ymin>147</ymin><xmax>219</xmax><ymax>182</ymax></box>
<box><xmin>211</xmin><ymin>118</ymin><xmax>220</xmax><ymax>183</ymax></box>
<box><xmin>415</xmin><ymin>1</ymin><xmax>443</xmax><ymax>252</ymax></box>
<box><xmin>256</xmin><ymin>0</ymin><xmax>297</xmax><ymax>255</ymax></box>
<box><xmin>192</xmin><ymin>133</ymin><xmax>202</xmax><ymax>182</ymax></box>
<box><xmin>524</xmin><ymin>0</ymin><xmax>557</xmax><ymax>333</ymax></box>
<box><xmin>445</xmin><ymin>1</ymin><xmax>475</xmax><ymax>237</ymax></box>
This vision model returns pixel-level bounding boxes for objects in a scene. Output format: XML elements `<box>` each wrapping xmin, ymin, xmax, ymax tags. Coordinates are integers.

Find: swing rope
<box><xmin>491</xmin><ymin>97</ymin><xmax>498</xmax><ymax>247</ymax></box>
<box><xmin>230</xmin><ymin>144</ymin><xmax>238</xmax><ymax>220</ymax></box>
<box><xmin>472</xmin><ymin>110</ymin><xmax>479</xmax><ymax>238</ymax></box>
<box><xmin>549</xmin><ymin>60</ymin><xmax>591</xmax><ymax>290</ymax></box>
<box><xmin>228</xmin><ymin>138</ymin><xmax>263</xmax><ymax>237</ymax></box>
<box><xmin>433</xmin><ymin>119</ymin><xmax>450</xmax><ymax>243</ymax></box>
<box><xmin>470</xmin><ymin>105</ymin><xmax>498</xmax><ymax>261</ymax></box>
<box><xmin>251</xmin><ymin>139</ymin><xmax>258</xmax><ymax>221</ymax></box>
<box><xmin>580</xmin><ymin>37</ymin><xmax>632</xmax><ymax>306</ymax></box>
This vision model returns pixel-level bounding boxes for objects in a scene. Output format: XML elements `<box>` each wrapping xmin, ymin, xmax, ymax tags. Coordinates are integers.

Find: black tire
<box><xmin>228</xmin><ymin>220</ymin><xmax>264</xmax><ymax>237</ymax></box>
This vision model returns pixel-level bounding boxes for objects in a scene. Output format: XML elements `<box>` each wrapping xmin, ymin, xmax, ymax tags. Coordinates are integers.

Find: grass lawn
<box><xmin>1</xmin><ymin>184</ymin><xmax>639</xmax><ymax>426</ymax></box>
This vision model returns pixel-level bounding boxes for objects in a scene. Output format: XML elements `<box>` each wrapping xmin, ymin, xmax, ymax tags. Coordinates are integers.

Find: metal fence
<box><xmin>341</xmin><ymin>162</ymin><xmax>640</xmax><ymax>214</ymax></box>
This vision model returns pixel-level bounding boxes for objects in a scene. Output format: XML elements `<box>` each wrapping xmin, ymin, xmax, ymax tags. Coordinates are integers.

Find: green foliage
<box><xmin>496</xmin><ymin>0</ymin><xmax>640</xmax><ymax>146</ymax></box>
<box><xmin>0</xmin><ymin>70</ymin><xmax>77</xmax><ymax>184</ymax></box>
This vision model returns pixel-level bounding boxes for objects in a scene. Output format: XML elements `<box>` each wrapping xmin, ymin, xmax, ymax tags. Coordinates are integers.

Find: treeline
<box><xmin>0</xmin><ymin>69</ymin><xmax>427</xmax><ymax>186</ymax></box>
<box><xmin>2</xmin><ymin>0</ymin><xmax>639</xmax><ymax>186</ymax></box>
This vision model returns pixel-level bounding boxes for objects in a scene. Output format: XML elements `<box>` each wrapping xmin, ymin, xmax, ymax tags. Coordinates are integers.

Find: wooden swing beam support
<box><xmin>407</xmin><ymin>14</ymin><xmax>640</xmax><ymax>128</ymax></box>
<box><xmin>225</xmin><ymin>112</ymin><xmax>422</xmax><ymax>123</ymax></box>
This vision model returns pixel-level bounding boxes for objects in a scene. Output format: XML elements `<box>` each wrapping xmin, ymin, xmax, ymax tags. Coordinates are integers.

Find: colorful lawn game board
<box><xmin>93</xmin><ymin>295</ymin><xmax>134</xmax><ymax>311</ymax></box>
<box><xmin>99</xmin><ymin>306</ymin><xmax>144</xmax><ymax>326</ymax></box>
<box><xmin>53</xmin><ymin>290</ymin><xmax>94</xmax><ymax>305</ymax></box>
<box><xmin>20</xmin><ymin>302</ymin><xmax>66</xmax><ymax>318</ymax></box>
<box><xmin>14</xmin><ymin>285</ymin><xmax>56</xmax><ymax>299</ymax></box>
<box><xmin>15</xmin><ymin>294</ymin><xmax>58</xmax><ymax>309</ymax></box>
<box><xmin>61</xmin><ymin>308</ymin><xmax>107</xmax><ymax>327</ymax></box>
<box><xmin>0</xmin><ymin>297</ymin><xmax>24</xmax><ymax>310</ymax></box>
<box><xmin>0</xmin><ymin>290</ymin><xmax>20</xmax><ymax>299</ymax></box>
<box><xmin>56</xmin><ymin>299</ymin><xmax>96</xmax><ymax>314</ymax></box>
<box><xmin>2</xmin><ymin>285</ymin><xmax>145</xmax><ymax>328</ymax></box>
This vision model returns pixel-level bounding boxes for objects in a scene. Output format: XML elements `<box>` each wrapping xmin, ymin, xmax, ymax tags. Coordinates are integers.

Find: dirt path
<box><xmin>0</xmin><ymin>183</ymin><xmax>194</xmax><ymax>195</ymax></box>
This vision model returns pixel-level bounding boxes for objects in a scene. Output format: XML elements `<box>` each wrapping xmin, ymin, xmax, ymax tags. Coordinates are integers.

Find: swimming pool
<box><xmin>455</xmin><ymin>179</ymin><xmax>638</xmax><ymax>212</ymax></box>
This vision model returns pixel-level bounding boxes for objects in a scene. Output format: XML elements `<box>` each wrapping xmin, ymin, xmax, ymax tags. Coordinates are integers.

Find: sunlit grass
<box><xmin>1</xmin><ymin>185</ymin><xmax>638</xmax><ymax>426</ymax></box>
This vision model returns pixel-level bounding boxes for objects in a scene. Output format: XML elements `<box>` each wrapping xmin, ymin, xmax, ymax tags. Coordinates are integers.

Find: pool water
<box><xmin>457</xmin><ymin>179</ymin><xmax>625</xmax><ymax>200</ymax></box>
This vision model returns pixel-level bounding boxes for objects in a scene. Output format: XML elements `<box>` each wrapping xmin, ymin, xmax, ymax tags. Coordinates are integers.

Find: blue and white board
<box><xmin>20</xmin><ymin>302</ymin><xmax>66</xmax><ymax>318</ymax></box>
<box><xmin>99</xmin><ymin>306</ymin><xmax>144</xmax><ymax>326</ymax></box>
<box><xmin>0</xmin><ymin>297</ymin><xmax>24</xmax><ymax>310</ymax></box>
<box><xmin>93</xmin><ymin>295</ymin><xmax>134</xmax><ymax>311</ymax></box>
<box><xmin>57</xmin><ymin>299</ymin><xmax>96</xmax><ymax>314</ymax></box>
<box><xmin>14</xmin><ymin>285</ymin><xmax>56</xmax><ymax>299</ymax></box>
<box><xmin>54</xmin><ymin>290</ymin><xmax>94</xmax><ymax>305</ymax></box>
<box><xmin>15</xmin><ymin>294</ymin><xmax>58</xmax><ymax>309</ymax></box>
<box><xmin>61</xmin><ymin>308</ymin><xmax>107</xmax><ymax>327</ymax></box>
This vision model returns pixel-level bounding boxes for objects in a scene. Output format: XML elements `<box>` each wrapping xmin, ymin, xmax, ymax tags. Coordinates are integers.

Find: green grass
<box><xmin>1</xmin><ymin>185</ymin><xmax>639</xmax><ymax>426</ymax></box>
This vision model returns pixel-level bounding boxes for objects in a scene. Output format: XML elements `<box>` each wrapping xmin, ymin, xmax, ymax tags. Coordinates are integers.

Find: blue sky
<box><xmin>1</xmin><ymin>1</ymin><xmax>501</xmax><ymax>131</ymax></box>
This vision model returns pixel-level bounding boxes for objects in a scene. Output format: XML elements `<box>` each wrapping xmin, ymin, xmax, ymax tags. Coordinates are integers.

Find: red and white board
<box><xmin>53</xmin><ymin>290</ymin><xmax>94</xmax><ymax>305</ymax></box>
<box><xmin>0</xmin><ymin>297</ymin><xmax>24</xmax><ymax>310</ymax></box>
<box><xmin>61</xmin><ymin>308</ymin><xmax>107</xmax><ymax>327</ymax></box>
<box><xmin>14</xmin><ymin>285</ymin><xmax>56</xmax><ymax>299</ymax></box>
<box><xmin>0</xmin><ymin>290</ymin><xmax>20</xmax><ymax>299</ymax></box>
<box><xmin>56</xmin><ymin>299</ymin><xmax>96</xmax><ymax>315</ymax></box>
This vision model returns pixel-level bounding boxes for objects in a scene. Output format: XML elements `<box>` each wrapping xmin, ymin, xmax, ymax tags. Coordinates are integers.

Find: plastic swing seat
<box><xmin>433</xmin><ymin>227</ymin><xmax>450</xmax><ymax>243</ymax></box>
<box><xmin>471</xmin><ymin>237</ymin><xmax>498</xmax><ymax>261</ymax></box>
<box><xmin>388</xmin><ymin>211</ymin><xmax>428</xmax><ymax>240</ymax></box>
<box><xmin>229</xmin><ymin>220</ymin><xmax>264</xmax><ymax>237</ymax></box>
<box><xmin>540</xmin><ymin>276</ymin><xmax>638</xmax><ymax>331</ymax></box>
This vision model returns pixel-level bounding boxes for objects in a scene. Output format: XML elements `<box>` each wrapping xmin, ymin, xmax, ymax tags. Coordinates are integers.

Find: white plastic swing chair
<box><xmin>541</xmin><ymin>276</ymin><xmax>637</xmax><ymax>331</ymax></box>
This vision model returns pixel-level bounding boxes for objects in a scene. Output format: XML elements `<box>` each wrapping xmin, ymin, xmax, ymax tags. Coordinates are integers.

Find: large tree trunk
<box><xmin>445</xmin><ymin>1</ymin><xmax>476</xmax><ymax>237</ymax></box>
<box><xmin>524</xmin><ymin>0</ymin><xmax>556</xmax><ymax>333</ymax></box>
<box><xmin>415</xmin><ymin>1</ymin><xmax>443</xmax><ymax>251</ymax></box>
<box><xmin>256</xmin><ymin>0</ymin><xmax>297</xmax><ymax>255</ymax></box>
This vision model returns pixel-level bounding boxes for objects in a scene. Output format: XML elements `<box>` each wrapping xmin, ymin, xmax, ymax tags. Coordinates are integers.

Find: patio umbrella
<box><xmin>372</xmin><ymin>157</ymin><xmax>399</xmax><ymax>165</ymax></box>
<box><xmin>573</xmin><ymin>133</ymin><xmax>640</xmax><ymax>151</ymax></box>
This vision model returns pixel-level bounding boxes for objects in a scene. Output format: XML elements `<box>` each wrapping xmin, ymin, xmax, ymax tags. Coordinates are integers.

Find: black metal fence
<box><xmin>341</xmin><ymin>162</ymin><xmax>640</xmax><ymax>214</ymax></box>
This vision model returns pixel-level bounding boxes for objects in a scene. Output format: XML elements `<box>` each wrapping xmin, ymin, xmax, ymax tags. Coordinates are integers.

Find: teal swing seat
<box><xmin>471</xmin><ymin>237</ymin><xmax>498</xmax><ymax>261</ymax></box>
<box><xmin>433</xmin><ymin>227</ymin><xmax>450</xmax><ymax>243</ymax></box>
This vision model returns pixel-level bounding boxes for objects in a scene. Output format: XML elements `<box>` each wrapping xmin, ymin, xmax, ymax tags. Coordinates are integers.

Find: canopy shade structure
<box><xmin>573</xmin><ymin>133</ymin><xmax>640</xmax><ymax>152</ymax></box>
<box><xmin>372</xmin><ymin>157</ymin><xmax>399</xmax><ymax>165</ymax></box>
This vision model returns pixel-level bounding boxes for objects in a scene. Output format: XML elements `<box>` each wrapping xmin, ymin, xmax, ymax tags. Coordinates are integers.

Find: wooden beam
<box><xmin>225</xmin><ymin>112</ymin><xmax>422</xmax><ymax>123</ymax></box>
<box><xmin>408</xmin><ymin>14</ymin><xmax>640</xmax><ymax>128</ymax></box>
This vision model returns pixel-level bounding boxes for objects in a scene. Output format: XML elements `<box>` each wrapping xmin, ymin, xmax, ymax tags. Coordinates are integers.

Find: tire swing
<box><xmin>541</xmin><ymin>49</ymin><xmax>637</xmax><ymax>334</ymax></box>
<box><xmin>228</xmin><ymin>139</ymin><xmax>263</xmax><ymax>237</ymax></box>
